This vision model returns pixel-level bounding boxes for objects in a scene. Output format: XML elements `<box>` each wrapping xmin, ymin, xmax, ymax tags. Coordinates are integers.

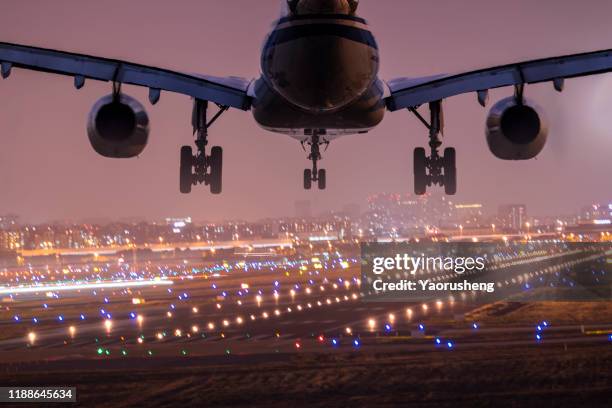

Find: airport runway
<box><xmin>0</xmin><ymin>246</ymin><xmax>610</xmax><ymax>369</ymax></box>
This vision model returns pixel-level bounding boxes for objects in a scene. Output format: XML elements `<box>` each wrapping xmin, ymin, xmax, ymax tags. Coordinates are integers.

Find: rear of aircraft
<box><xmin>265</xmin><ymin>0</ymin><xmax>377</xmax><ymax>113</ymax></box>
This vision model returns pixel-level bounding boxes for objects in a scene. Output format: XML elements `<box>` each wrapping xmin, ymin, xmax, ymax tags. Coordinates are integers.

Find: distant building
<box><xmin>498</xmin><ymin>204</ymin><xmax>527</xmax><ymax>231</ymax></box>
<box><xmin>453</xmin><ymin>203</ymin><xmax>485</xmax><ymax>227</ymax></box>
<box><xmin>363</xmin><ymin>192</ymin><xmax>454</xmax><ymax>237</ymax></box>
<box><xmin>579</xmin><ymin>203</ymin><xmax>612</xmax><ymax>224</ymax></box>
<box><xmin>0</xmin><ymin>214</ymin><xmax>19</xmax><ymax>229</ymax></box>
<box><xmin>165</xmin><ymin>217</ymin><xmax>192</xmax><ymax>234</ymax></box>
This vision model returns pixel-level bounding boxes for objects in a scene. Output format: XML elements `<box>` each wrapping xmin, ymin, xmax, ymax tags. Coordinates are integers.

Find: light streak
<box><xmin>0</xmin><ymin>278</ymin><xmax>173</xmax><ymax>294</ymax></box>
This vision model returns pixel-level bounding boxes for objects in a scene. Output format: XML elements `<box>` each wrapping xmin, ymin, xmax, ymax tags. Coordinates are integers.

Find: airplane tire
<box><xmin>180</xmin><ymin>145</ymin><xmax>193</xmax><ymax>194</ymax></box>
<box><xmin>209</xmin><ymin>146</ymin><xmax>223</xmax><ymax>194</ymax></box>
<box><xmin>414</xmin><ymin>147</ymin><xmax>427</xmax><ymax>195</ymax></box>
<box><xmin>443</xmin><ymin>147</ymin><xmax>456</xmax><ymax>195</ymax></box>
<box><xmin>318</xmin><ymin>169</ymin><xmax>326</xmax><ymax>190</ymax></box>
<box><xmin>304</xmin><ymin>169</ymin><xmax>312</xmax><ymax>190</ymax></box>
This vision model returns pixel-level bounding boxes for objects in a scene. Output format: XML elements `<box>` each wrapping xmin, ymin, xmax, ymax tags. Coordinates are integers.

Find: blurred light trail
<box><xmin>0</xmin><ymin>278</ymin><xmax>173</xmax><ymax>294</ymax></box>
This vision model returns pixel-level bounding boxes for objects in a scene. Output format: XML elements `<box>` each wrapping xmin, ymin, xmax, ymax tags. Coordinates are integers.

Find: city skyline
<box><xmin>1</xmin><ymin>194</ymin><xmax>609</xmax><ymax>227</ymax></box>
<box><xmin>0</xmin><ymin>193</ymin><xmax>609</xmax><ymax>225</ymax></box>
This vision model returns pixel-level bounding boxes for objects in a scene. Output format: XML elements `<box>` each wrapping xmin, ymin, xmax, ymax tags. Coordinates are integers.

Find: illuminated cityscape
<box><xmin>0</xmin><ymin>195</ymin><xmax>609</xmax><ymax>405</ymax></box>
<box><xmin>1</xmin><ymin>194</ymin><xmax>609</xmax><ymax>256</ymax></box>
<box><xmin>0</xmin><ymin>0</ymin><xmax>611</xmax><ymax>403</ymax></box>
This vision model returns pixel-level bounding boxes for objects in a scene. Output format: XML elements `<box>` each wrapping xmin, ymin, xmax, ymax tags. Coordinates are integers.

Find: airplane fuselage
<box><xmin>251</xmin><ymin>12</ymin><xmax>386</xmax><ymax>140</ymax></box>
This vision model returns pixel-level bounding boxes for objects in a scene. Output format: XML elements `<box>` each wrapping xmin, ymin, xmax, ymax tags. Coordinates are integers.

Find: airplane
<box><xmin>1</xmin><ymin>0</ymin><xmax>611</xmax><ymax>195</ymax></box>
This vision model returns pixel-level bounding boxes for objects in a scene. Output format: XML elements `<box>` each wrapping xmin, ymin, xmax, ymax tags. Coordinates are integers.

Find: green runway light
<box><xmin>97</xmin><ymin>347</ymin><xmax>104</xmax><ymax>355</ymax></box>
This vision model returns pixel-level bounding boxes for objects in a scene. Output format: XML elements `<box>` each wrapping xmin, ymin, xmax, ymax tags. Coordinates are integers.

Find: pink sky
<box><xmin>0</xmin><ymin>0</ymin><xmax>610</xmax><ymax>222</ymax></box>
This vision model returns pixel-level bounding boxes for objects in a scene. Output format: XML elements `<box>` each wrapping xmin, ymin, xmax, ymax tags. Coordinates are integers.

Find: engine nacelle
<box><xmin>485</xmin><ymin>97</ymin><xmax>548</xmax><ymax>160</ymax></box>
<box><xmin>87</xmin><ymin>93</ymin><xmax>149</xmax><ymax>158</ymax></box>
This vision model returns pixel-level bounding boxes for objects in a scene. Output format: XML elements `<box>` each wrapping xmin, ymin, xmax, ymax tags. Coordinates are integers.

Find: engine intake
<box><xmin>485</xmin><ymin>97</ymin><xmax>548</xmax><ymax>160</ymax></box>
<box><xmin>87</xmin><ymin>93</ymin><xmax>149</xmax><ymax>158</ymax></box>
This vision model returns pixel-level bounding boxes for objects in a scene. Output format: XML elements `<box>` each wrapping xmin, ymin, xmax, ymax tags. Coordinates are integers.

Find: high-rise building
<box><xmin>498</xmin><ymin>204</ymin><xmax>527</xmax><ymax>231</ymax></box>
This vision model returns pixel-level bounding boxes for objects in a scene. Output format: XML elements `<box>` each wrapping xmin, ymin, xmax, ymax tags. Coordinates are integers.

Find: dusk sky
<box><xmin>0</xmin><ymin>0</ymin><xmax>610</xmax><ymax>223</ymax></box>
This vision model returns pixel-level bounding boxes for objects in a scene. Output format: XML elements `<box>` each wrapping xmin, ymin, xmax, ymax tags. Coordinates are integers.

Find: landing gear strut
<box><xmin>409</xmin><ymin>100</ymin><xmax>456</xmax><ymax>195</ymax></box>
<box><xmin>301</xmin><ymin>130</ymin><xmax>328</xmax><ymax>190</ymax></box>
<box><xmin>180</xmin><ymin>99</ymin><xmax>228</xmax><ymax>194</ymax></box>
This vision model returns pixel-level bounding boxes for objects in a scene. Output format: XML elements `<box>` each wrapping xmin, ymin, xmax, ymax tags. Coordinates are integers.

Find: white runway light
<box><xmin>0</xmin><ymin>278</ymin><xmax>173</xmax><ymax>294</ymax></box>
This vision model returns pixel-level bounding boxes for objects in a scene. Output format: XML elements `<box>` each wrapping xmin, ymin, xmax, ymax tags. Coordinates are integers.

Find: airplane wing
<box><xmin>0</xmin><ymin>42</ymin><xmax>251</xmax><ymax>110</ymax></box>
<box><xmin>385</xmin><ymin>48</ymin><xmax>612</xmax><ymax>111</ymax></box>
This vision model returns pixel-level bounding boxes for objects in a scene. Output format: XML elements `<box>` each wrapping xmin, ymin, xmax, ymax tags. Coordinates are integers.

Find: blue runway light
<box><xmin>472</xmin><ymin>322</ymin><xmax>479</xmax><ymax>329</ymax></box>
<box><xmin>32</xmin><ymin>317</ymin><xmax>38</xmax><ymax>324</ymax></box>
<box><xmin>447</xmin><ymin>341</ymin><xmax>453</xmax><ymax>349</ymax></box>
<box><xmin>80</xmin><ymin>314</ymin><xmax>86</xmax><ymax>320</ymax></box>
<box><xmin>608</xmin><ymin>334</ymin><xmax>612</xmax><ymax>342</ymax></box>
<box><xmin>536</xmin><ymin>325</ymin><xmax>542</xmax><ymax>331</ymax></box>
<box><xmin>43</xmin><ymin>304</ymin><xmax>48</xmax><ymax>309</ymax></box>
<box><xmin>13</xmin><ymin>315</ymin><xmax>20</xmax><ymax>322</ymax></box>
<box><xmin>129</xmin><ymin>312</ymin><xmax>136</xmax><ymax>319</ymax></box>
<box><xmin>353</xmin><ymin>339</ymin><xmax>360</xmax><ymax>348</ymax></box>
<box><xmin>418</xmin><ymin>324</ymin><xmax>425</xmax><ymax>331</ymax></box>
<box><xmin>331</xmin><ymin>338</ymin><xmax>339</xmax><ymax>346</ymax></box>
<box><xmin>57</xmin><ymin>315</ymin><xmax>64</xmax><ymax>321</ymax></box>
<box><xmin>435</xmin><ymin>337</ymin><xmax>441</xmax><ymax>345</ymax></box>
<box><xmin>384</xmin><ymin>324</ymin><xmax>392</xmax><ymax>332</ymax></box>
<box><xmin>542</xmin><ymin>321</ymin><xmax>549</xmax><ymax>327</ymax></box>
<box><xmin>536</xmin><ymin>333</ymin><xmax>542</xmax><ymax>341</ymax></box>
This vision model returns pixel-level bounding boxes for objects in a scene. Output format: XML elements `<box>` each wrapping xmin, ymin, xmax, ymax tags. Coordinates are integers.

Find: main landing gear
<box><xmin>409</xmin><ymin>100</ymin><xmax>456</xmax><ymax>195</ymax></box>
<box><xmin>301</xmin><ymin>130</ymin><xmax>328</xmax><ymax>190</ymax></box>
<box><xmin>180</xmin><ymin>99</ymin><xmax>228</xmax><ymax>194</ymax></box>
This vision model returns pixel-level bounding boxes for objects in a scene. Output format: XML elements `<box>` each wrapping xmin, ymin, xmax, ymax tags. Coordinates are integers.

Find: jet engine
<box><xmin>87</xmin><ymin>93</ymin><xmax>149</xmax><ymax>158</ymax></box>
<box><xmin>485</xmin><ymin>97</ymin><xmax>548</xmax><ymax>160</ymax></box>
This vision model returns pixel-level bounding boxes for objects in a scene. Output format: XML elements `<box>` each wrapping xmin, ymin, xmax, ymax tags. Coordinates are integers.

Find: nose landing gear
<box><xmin>409</xmin><ymin>100</ymin><xmax>456</xmax><ymax>195</ymax></box>
<box><xmin>302</xmin><ymin>130</ymin><xmax>328</xmax><ymax>190</ymax></box>
<box><xmin>179</xmin><ymin>99</ymin><xmax>228</xmax><ymax>194</ymax></box>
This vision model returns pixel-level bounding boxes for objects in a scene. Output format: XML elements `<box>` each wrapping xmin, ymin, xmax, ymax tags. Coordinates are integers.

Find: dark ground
<box><xmin>1</xmin><ymin>342</ymin><xmax>610</xmax><ymax>407</ymax></box>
